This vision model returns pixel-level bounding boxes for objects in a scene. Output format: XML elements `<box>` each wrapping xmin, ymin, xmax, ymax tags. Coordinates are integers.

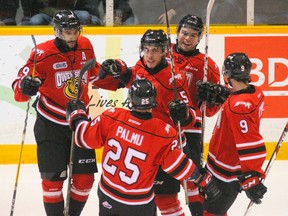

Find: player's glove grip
<box><xmin>66</xmin><ymin>100</ymin><xmax>88</xmax><ymax>130</ymax></box>
<box><xmin>196</xmin><ymin>80</ymin><xmax>214</xmax><ymax>102</ymax></box>
<box><xmin>195</xmin><ymin>169</ymin><xmax>222</xmax><ymax>203</ymax></box>
<box><xmin>168</xmin><ymin>100</ymin><xmax>190</xmax><ymax>124</ymax></box>
<box><xmin>238</xmin><ymin>172</ymin><xmax>267</xmax><ymax>204</ymax></box>
<box><xmin>99</xmin><ymin>59</ymin><xmax>127</xmax><ymax>79</ymax></box>
<box><xmin>211</xmin><ymin>84</ymin><xmax>230</xmax><ymax>105</ymax></box>
<box><xmin>20</xmin><ymin>75</ymin><xmax>41</xmax><ymax>96</ymax></box>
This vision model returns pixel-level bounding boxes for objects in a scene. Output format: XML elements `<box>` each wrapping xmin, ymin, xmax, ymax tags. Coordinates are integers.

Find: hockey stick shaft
<box><xmin>243</xmin><ymin>121</ymin><xmax>288</xmax><ymax>216</ymax></box>
<box><xmin>31</xmin><ymin>35</ymin><xmax>37</xmax><ymax>78</ymax></box>
<box><xmin>163</xmin><ymin>0</ymin><xmax>188</xmax><ymax>204</ymax></box>
<box><xmin>200</xmin><ymin>0</ymin><xmax>215</xmax><ymax>167</ymax></box>
<box><xmin>64</xmin><ymin>58</ymin><xmax>96</xmax><ymax>216</ymax></box>
<box><xmin>10</xmin><ymin>35</ymin><xmax>37</xmax><ymax>216</ymax></box>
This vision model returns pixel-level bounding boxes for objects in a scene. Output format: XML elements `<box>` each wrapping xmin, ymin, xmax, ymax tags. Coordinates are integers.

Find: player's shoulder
<box><xmin>150</xmin><ymin>118</ymin><xmax>178</xmax><ymax>138</ymax></box>
<box><xmin>229</xmin><ymin>85</ymin><xmax>264</xmax><ymax>114</ymax></box>
<box><xmin>77</xmin><ymin>36</ymin><xmax>93</xmax><ymax>49</ymax></box>
<box><xmin>102</xmin><ymin>107</ymin><xmax>126</xmax><ymax>117</ymax></box>
<box><xmin>34</xmin><ymin>39</ymin><xmax>58</xmax><ymax>59</ymax></box>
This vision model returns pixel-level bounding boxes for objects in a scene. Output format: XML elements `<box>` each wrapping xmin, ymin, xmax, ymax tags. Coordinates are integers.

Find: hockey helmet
<box><xmin>223</xmin><ymin>52</ymin><xmax>252</xmax><ymax>82</ymax></box>
<box><xmin>177</xmin><ymin>14</ymin><xmax>204</xmax><ymax>35</ymax></box>
<box><xmin>140</xmin><ymin>29</ymin><xmax>168</xmax><ymax>52</ymax></box>
<box><xmin>53</xmin><ymin>10</ymin><xmax>81</xmax><ymax>31</ymax></box>
<box><xmin>129</xmin><ymin>79</ymin><xmax>157</xmax><ymax>110</ymax></box>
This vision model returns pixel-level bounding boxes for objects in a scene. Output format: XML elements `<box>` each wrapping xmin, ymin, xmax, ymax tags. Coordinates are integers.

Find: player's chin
<box><xmin>67</xmin><ymin>41</ymin><xmax>77</xmax><ymax>48</ymax></box>
<box><xmin>146</xmin><ymin>61</ymin><xmax>157</xmax><ymax>69</ymax></box>
<box><xmin>179</xmin><ymin>43</ymin><xmax>193</xmax><ymax>52</ymax></box>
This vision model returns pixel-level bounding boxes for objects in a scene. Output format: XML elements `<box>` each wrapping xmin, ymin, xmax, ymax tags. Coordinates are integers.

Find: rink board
<box><xmin>0</xmin><ymin>25</ymin><xmax>287</xmax><ymax>164</ymax></box>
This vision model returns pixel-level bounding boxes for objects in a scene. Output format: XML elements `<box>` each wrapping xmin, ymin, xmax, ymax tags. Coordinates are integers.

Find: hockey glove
<box><xmin>168</xmin><ymin>100</ymin><xmax>191</xmax><ymax>125</ymax></box>
<box><xmin>66</xmin><ymin>100</ymin><xmax>88</xmax><ymax>131</ymax></box>
<box><xmin>194</xmin><ymin>168</ymin><xmax>222</xmax><ymax>203</ymax></box>
<box><xmin>20</xmin><ymin>75</ymin><xmax>42</xmax><ymax>96</ymax></box>
<box><xmin>238</xmin><ymin>172</ymin><xmax>267</xmax><ymax>204</ymax></box>
<box><xmin>99</xmin><ymin>59</ymin><xmax>127</xmax><ymax>79</ymax></box>
<box><xmin>196</xmin><ymin>80</ymin><xmax>214</xmax><ymax>102</ymax></box>
<box><xmin>211</xmin><ymin>84</ymin><xmax>230</xmax><ymax>105</ymax></box>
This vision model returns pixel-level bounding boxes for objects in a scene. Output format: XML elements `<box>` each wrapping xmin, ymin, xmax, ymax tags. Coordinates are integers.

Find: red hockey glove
<box><xmin>238</xmin><ymin>172</ymin><xmax>267</xmax><ymax>204</ymax></box>
<box><xmin>99</xmin><ymin>59</ymin><xmax>127</xmax><ymax>79</ymax></box>
<box><xmin>194</xmin><ymin>168</ymin><xmax>222</xmax><ymax>203</ymax></box>
<box><xmin>66</xmin><ymin>100</ymin><xmax>88</xmax><ymax>130</ymax></box>
<box><xmin>20</xmin><ymin>75</ymin><xmax>42</xmax><ymax>96</ymax></box>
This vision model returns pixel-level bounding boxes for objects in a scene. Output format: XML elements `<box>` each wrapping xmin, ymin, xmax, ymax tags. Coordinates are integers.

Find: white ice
<box><xmin>1</xmin><ymin>161</ymin><xmax>287</xmax><ymax>216</ymax></box>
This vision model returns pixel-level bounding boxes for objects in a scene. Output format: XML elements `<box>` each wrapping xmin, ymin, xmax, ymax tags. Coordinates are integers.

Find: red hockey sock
<box><xmin>204</xmin><ymin>210</ymin><xmax>227</xmax><ymax>216</ymax></box>
<box><xmin>42</xmin><ymin>180</ymin><xmax>64</xmax><ymax>203</ymax></box>
<box><xmin>70</xmin><ymin>174</ymin><xmax>94</xmax><ymax>202</ymax></box>
<box><xmin>155</xmin><ymin>194</ymin><xmax>185</xmax><ymax>216</ymax></box>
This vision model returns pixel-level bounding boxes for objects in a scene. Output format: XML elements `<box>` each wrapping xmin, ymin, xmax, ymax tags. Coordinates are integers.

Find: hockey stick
<box><xmin>243</xmin><ymin>121</ymin><xmax>288</xmax><ymax>216</ymax></box>
<box><xmin>10</xmin><ymin>35</ymin><xmax>37</xmax><ymax>216</ymax></box>
<box><xmin>64</xmin><ymin>58</ymin><xmax>96</xmax><ymax>216</ymax></box>
<box><xmin>200</xmin><ymin>0</ymin><xmax>215</xmax><ymax>167</ymax></box>
<box><xmin>163</xmin><ymin>0</ymin><xmax>189</xmax><ymax>205</ymax></box>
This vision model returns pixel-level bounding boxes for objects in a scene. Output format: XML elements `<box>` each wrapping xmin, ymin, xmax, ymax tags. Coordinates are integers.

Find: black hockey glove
<box><xmin>196</xmin><ymin>80</ymin><xmax>214</xmax><ymax>102</ymax></box>
<box><xmin>66</xmin><ymin>100</ymin><xmax>88</xmax><ymax>131</ymax></box>
<box><xmin>211</xmin><ymin>84</ymin><xmax>230</xmax><ymax>105</ymax></box>
<box><xmin>99</xmin><ymin>59</ymin><xmax>127</xmax><ymax>79</ymax></box>
<box><xmin>194</xmin><ymin>168</ymin><xmax>222</xmax><ymax>203</ymax></box>
<box><xmin>238</xmin><ymin>172</ymin><xmax>267</xmax><ymax>204</ymax></box>
<box><xmin>20</xmin><ymin>75</ymin><xmax>42</xmax><ymax>96</ymax></box>
<box><xmin>168</xmin><ymin>100</ymin><xmax>191</xmax><ymax>125</ymax></box>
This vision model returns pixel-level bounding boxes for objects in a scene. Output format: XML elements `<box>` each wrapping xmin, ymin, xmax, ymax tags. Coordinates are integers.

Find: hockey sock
<box><xmin>42</xmin><ymin>180</ymin><xmax>64</xmax><ymax>215</ymax></box>
<box><xmin>68</xmin><ymin>198</ymin><xmax>86</xmax><ymax>216</ymax></box>
<box><xmin>70</xmin><ymin>174</ymin><xmax>94</xmax><ymax>202</ymax></box>
<box><xmin>44</xmin><ymin>200</ymin><xmax>64</xmax><ymax>216</ymax></box>
<box><xmin>154</xmin><ymin>194</ymin><xmax>185</xmax><ymax>216</ymax></box>
<box><xmin>188</xmin><ymin>201</ymin><xmax>204</xmax><ymax>216</ymax></box>
<box><xmin>203</xmin><ymin>210</ymin><xmax>227</xmax><ymax>216</ymax></box>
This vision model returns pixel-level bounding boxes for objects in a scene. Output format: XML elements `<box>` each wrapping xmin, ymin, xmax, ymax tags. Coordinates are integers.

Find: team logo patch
<box><xmin>234</xmin><ymin>101</ymin><xmax>252</xmax><ymax>109</ymax></box>
<box><xmin>64</xmin><ymin>77</ymin><xmax>80</xmax><ymax>99</ymax></box>
<box><xmin>102</xmin><ymin>201</ymin><xmax>112</xmax><ymax>209</ymax></box>
<box><xmin>53</xmin><ymin>62</ymin><xmax>68</xmax><ymax>69</ymax></box>
<box><xmin>169</xmin><ymin>74</ymin><xmax>182</xmax><ymax>85</ymax></box>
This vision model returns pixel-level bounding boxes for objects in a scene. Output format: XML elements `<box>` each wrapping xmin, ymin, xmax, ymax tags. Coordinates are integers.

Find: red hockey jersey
<box><xmin>171</xmin><ymin>44</ymin><xmax>221</xmax><ymax>133</ymax></box>
<box><xmin>126</xmin><ymin>59</ymin><xmax>196</xmax><ymax>132</ymax></box>
<box><xmin>206</xmin><ymin>85</ymin><xmax>266</xmax><ymax>182</ymax></box>
<box><xmin>12</xmin><ymin>36</ymin><xmax>119</xmax><ymax>125</ymax></box>
<box><xmin>74</xmin><ymin>108</ymin><xmax>197</xmax><ymax>205</ymax></box>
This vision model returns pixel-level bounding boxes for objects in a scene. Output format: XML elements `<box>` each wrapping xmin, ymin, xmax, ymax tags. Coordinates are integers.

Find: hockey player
<box><xmin>66</xmin><ymin>79</ymin><xmax>221</xmax><ymax>216</ymax></box>
<box><xmin>171</xmin><ymin>14</ymin><xmax>230</xmax><ymax>216</ymax></box>
<box><xmin>11</xmin><ymin>10</ymin><xmax>120</xmax><ymax>216</ymax></box>
<box><xmin>98</xmin><ymin>29</ymin><xmax>200</xmax><ymax>215</ymax></box>
<box><xmin>198</xmin><ymin>52</ymin><xmax>267</xmax><ymax>215</ymax></box>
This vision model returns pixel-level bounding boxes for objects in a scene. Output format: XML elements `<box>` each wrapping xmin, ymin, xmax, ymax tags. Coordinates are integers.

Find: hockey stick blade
<box><xmin>76</xmin><ymin>58</ymin><xmax>96</xmax><ymax>100</ymax></box>
<box><xmin>243</xmin><ymin>121</ymin><xmax>288</xmax><ymax>216</ymax></box>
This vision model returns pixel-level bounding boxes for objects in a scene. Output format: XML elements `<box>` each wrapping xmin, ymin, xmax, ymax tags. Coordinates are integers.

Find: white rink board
<box><xmin>0</xmin><ymin>34</ymin><xmax>286</xmax><ymax>145</ymax></box>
